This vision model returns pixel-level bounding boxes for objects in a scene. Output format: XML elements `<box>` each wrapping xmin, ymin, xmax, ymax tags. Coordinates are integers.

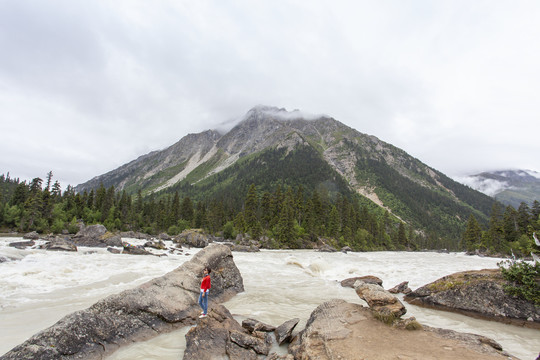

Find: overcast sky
<box><xmin>1</xmin><ymin>1</ymin><xmax>539</xmax><ymax>188</ymax></box>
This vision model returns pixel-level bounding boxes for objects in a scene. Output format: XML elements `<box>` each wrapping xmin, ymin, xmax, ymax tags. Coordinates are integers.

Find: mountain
<box><xmin>76</xmin><ymin>106</ymin><xmax>495</xmax><ymax>241</ymax></box>
<box><xmin>455</xmin><ymin>170</ymin><xmax>540</xmax><ymax>208</ymax></box>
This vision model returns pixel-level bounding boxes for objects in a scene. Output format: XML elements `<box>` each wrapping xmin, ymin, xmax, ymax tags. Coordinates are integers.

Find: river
<box><xmin>0</xmin><ymin>237</ymin><xmax>538</xmax><ymax>359</ymax></box>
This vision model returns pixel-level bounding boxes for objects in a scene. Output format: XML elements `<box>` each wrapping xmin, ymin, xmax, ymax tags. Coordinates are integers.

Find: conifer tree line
<box><xmin>462</xmin><ymin>201</ymin><xmax>540</xmax><ymax>257</ymax></box>
<box><xmin>1</xmin><ymin>172</ymin><xmax>538</xmax><ymax>254</ymax></box>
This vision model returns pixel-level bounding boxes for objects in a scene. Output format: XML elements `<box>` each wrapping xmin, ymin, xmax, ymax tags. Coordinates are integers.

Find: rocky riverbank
<box><xmin>0</xmin><ymin>244</ymin><xmax>243</xmax><ymax>360</ymax></box>
<box><xmin>404</xmin><ymin>268</ymin><xmax>540</xmax><ymax>329</ymax></box>
<box><xmin>182</xmin><ymin>277</ymin><xmax>518</xmax><ymax>359</ymax></box>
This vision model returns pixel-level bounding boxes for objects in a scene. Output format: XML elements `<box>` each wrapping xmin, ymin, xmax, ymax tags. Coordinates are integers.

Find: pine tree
<box><xmin>463</xmin><ymin>214</ymin><xmax>482</xmax><ymax>251</ymax></box>
<box><xmin>181</xmin><ymin>197</ymin><xmax>194</xmax><ymax>222</ymax></box>
<box><xmin>517</xmin><ymin>202</ymin><xmax>531</xmax><ymax>234</ymax></box>
<box><xmin>503</xmin><ymin>206</ymin><xmax>519</xmax><ymax>243</ymax></box>
<box><xmin>396</xmin><ymin>222</ymin><xmax>407</xmax><ymax>249</ymax></box>
<box><xmin>244</xmin><ymin>184</ymin><xmax>261</xmax><ymax>238</ymax></box>
<box><xmin>277</xmin><ymin>196</ymin><xmax>296</xmax><ymax>247</ymax></box>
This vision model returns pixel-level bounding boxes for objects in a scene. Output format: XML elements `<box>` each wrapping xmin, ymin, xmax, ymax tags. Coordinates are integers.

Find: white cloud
<box><xmin>0</xmin><ymin>0</ymin><xmax>539</xmax><ymax>187</ymax></box>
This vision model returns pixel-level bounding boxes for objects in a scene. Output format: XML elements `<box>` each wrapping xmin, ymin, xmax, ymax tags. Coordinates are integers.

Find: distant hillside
<box><xmin>76</xmin><ymin>106</ymin><xmax>495</xmax><ymax>243</ymax></box>
<box><xmin>456</xmin><ymin>170</ymin><xmax>540</xmax><ymax>208</ymax></box>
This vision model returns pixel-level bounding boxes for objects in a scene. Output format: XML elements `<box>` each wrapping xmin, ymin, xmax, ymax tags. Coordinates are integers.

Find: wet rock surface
<box><xmin>404</xmin><ymin>269</ymin><xmax>540</xmax><ymax>328</ymax></box>
<box><xmin>1</xmin><ymin>244</ymin><xmax>244</xmax><ymax>360</ymax></box>
<box><xmin>288</xmin><ymin>299</ymin><xmax>517</xmax><ymax>360</ymax></box>
<box><xmin>184</xmin><ymin>305</ymin><xmax>271</xmax><ymax>359</ymax></box>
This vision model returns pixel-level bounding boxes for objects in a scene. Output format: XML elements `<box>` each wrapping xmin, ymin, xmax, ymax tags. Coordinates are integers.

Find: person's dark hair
<box><xmin>205</xmin><ymin>266</ymin><xmax>212</xmax><ymax>274</ymax></box>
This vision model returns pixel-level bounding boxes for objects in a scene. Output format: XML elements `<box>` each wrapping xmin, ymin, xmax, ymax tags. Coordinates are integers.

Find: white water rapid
<box><xmin>0</xmin><ymin>237</ymin><xmax>538</xmax><ymax>359</ymax></box>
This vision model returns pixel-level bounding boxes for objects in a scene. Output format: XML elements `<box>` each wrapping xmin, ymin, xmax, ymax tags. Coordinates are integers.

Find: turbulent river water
<box><xmin>0</xmin><ymin>237</ymin><xmax>538</xmax><ymax>359</ymax></box>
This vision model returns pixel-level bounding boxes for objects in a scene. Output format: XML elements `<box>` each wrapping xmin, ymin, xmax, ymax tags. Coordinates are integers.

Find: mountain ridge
<box><xmin>75</xmin><ymin>106</ymin><xmax>495</xmax><ymax>242</ymax></box>
<box><xmin>456</xmin><ymin>169</ymin><xmax>540</xmax><ymax>208</ymax></box>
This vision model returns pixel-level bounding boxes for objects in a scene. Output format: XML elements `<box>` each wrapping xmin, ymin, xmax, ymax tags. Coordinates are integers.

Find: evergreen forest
<box><xmin>1</xmin><ymin>172</ymin><xmax>539</xmax><ymax>255</ymax></box>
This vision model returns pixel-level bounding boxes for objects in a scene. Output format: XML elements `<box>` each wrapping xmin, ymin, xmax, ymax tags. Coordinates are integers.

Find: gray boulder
<box><xmin>1</xmin><ymin>244</ymin><xmax>244</xmax><ymax>360</ymax></box>
<box><xmin>404</xmin><ymin>269</ymin><xmax>540</xmax><ymax>328</ymax></box>
<box><xmin>355</xmin><ymin>282</ymin><xmax>406</xmax><ymax>319</ymax></box>
<box><xmin>184</xmin><ymin>305</ymin><xmax>270</xmax><ymax>359</ymax></box>
<box><xmin>144</xmin><ymin>239</ymin><xmax>167</xmax><ymax>250</ymax></box>
<box><xmin>40</xmin><ymin>237</ymin><xmax>77</xmax><ymax>252</ymax></box>
<box><xmin>23</xmin><ymin>231</ymin><xmax>40</xmax><ymax>240</ymax></box>
<box><xmin>9</xmin><ymin>240</ymin><xmax>35</xmax><ymax>249</ymax></box>
<box><xmin>341</xmin><ymin>275</ymin><xmax>383</xmax><ymax>288</ymax></box>
<box><xmin>122</xmin><ymin>242</ymin><xmax>152</xmax><ymax>255</ymax></box>
<box><xmin>274</xmin><ymin>318</ymin><xmax>300</xmax><ymax>345</ymax></box>
<box><xmin>175</xmin><ymin>229</ymin><xmax>210</xmax><ymax>248</ymax></box>
<box><xmin>72</xmin><ymin>224</ymin><xmax>119</xmax><ymax>247</ymax></box>
<box><xmin>242</xmin><ymin>318</ymin><xmax>276</xmax><ymax>333</ymax></box>
<box><xmin>74</xmin><ymin>224</ymin><xmax>107</xmax><ymax>238</ymax></box>
<box><xmin>388</xmin><ymin>281</ymin><xmax>412</xmax><ymax>295</ymax></box>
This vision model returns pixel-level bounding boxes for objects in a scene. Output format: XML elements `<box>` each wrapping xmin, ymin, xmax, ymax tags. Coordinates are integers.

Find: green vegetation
<box><xmin>462</xmin><ymin>201</ymin><xmax>540</xmax><ymax>256</ymax></box>
<box><xmin>498</xmin><ymin>259</ymin><xmax>540</xmax><ymax>305</ymax></box>
<box><xmin>0</xmin><ymin>171</ymin><xmax>416</xmax><ymax>251</ymax></box>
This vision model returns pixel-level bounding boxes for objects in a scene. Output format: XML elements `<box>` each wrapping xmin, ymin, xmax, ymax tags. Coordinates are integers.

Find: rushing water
<box><xmin>1</xmin><ymin>238</ymin><xmax>538</xmax><ymax>359</ymax></box>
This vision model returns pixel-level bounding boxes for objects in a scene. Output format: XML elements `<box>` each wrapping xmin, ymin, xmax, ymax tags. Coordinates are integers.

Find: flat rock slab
<box><xmin>289</xmin><ymin>299</ymin><xmax>517</xmax><ymax>360</ymax></box>
<box><xmin>1</xmin><ymin>244</ymin><xmax>244</xmax><ymax>360</ymax></box>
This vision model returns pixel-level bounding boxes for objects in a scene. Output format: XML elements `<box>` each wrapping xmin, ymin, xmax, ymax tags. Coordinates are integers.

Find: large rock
<box><xmin>404</xmin><ymin>269</ymin><xmax>540</xmax><ymax>328</ymax></box>
<box><xmin>274</xmin><ymin>318</ymin><xmax>300</xmax><ymax>345</ymax></box>
<box><xmin>1</xmin><ymin>244</ymin><xmax>244</xmax><ymax>360</ymax></box>
<box><xmin>341</xmin><ymin>275</ymin><xmax>383</xmax><ymax>288</ymax></box>
<box><xmin>72</xmin><ymin>224</ymin><xmax>122</xmax><ymax>247</ymax></box>
<box><xmin>23</xmin><ymin>231</ymin><xmax>40</xmax><ymax>240</ymax></box>
<box><xmin>184</xmin><ymin>305</ymin><xmax>270</xmax><ymax>359</ymax></box>
<box><xmin>175</xmin><ymin>229</ymin><xmax>211</xmax><ymax>248</ymax></box>
<box><xmin>9</xmin><ymin>240</ymin><xmax>35</xmax><ymax>249</ymax></box>
<box><xmin>289</xmin><ymin>299</ymin><xmax>517</xmax><ymax>360</ymax></box>
<box><xmin>75</xmin><ymin>224</ymin><xmax>107</xmax><ymax>238</ymax></box>
<box><xmin>122</xmin><ymin>242</ymin><xmax>152</xmax><ymax>255</ymax></box>
<box><xmin>355</xmin><ymin>282</ymin><xmax>406</xmax><ymax>319</ymax></box>
<box><xmin>40</xmin><ymin>237</ymin><xmax>77</xmax><ymax>252</ymax></box>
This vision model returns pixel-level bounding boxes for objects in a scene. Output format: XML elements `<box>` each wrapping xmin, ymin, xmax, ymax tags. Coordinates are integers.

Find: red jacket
<box><xmin>200</xmin><ymin>275</ymin><xmax>211</xmax><ymax>293</ymax></box>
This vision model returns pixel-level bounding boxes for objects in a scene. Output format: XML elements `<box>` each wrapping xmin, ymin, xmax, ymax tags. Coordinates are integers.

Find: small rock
<box><xmin>9</xmin><ymin>240</ymin><xmax>35</xmax><ymax>249</ymax></box>
<box><xmin>388</xmin><ymin>281</ymin><xmax>412</xmax><ymax>295</ymax></box>
<box><xmin>107</xmin><ymin>247</ymin><xmax>121</xmax><ymax>254</ymax></box>
<box><xmin>341</xmin><ymin>275</ymin><xmax>383</xmax><ymax>288</ymax></box>
<box><xmin>242</xmin><ymin>318</ymin><xmax>276</xmax><ymax>333</ymax></box>
<box><xmin>274</xmin><ymin>318</ymin><xmax>299</xmax><ymax>345</ymax></box>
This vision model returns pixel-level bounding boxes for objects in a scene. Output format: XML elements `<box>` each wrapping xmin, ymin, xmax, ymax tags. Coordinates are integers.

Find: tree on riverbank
<box><xmin>1</xmin><ymin>172</ymin><xmax>538</xmax><ymax>254</ymax></box>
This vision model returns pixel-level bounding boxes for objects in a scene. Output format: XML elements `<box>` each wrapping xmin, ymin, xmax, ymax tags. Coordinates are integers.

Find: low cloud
<box><xmin>454</xmin><ymin>176</ymin><xmax>510</xmax><ymax>197</ymax></box>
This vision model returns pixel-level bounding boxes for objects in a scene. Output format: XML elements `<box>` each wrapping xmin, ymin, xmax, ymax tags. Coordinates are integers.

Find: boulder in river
<box><xmin>355</xmin><ymin>281</ymin><xmax>407</xmax><ymax>319</ymax></box>
<box><xmin>288</xmin><ymin>299</ymin><xmax>517</xmax><ymax>360</ymax></box>
<box><xmin>341</xmin><ymin>275</ymin><xmax>383</xmax><ymax>288</ymax></box>
<box><xmin>9</xmin><ymin>240</ymin><xmax>35</xmax><ymax>249</ymax></box>
<box><xmin>175</xmin><ymin>229</ymin><xmax>211</xmax><ymax>248</ymax></box>
<box><xmin>388</xmin><ymin>280</ymin><xmax>412</xmax><ymax>294</ymax></box>
<box><xmin>72</xmin><ymin>224</ymin><xmax>122</xmax><ymax>247</ymax></box>
<box><xmin>184</xmin><ymin>305</ymin><xmax>270</xmax><ymax>359</ymax></box>
<box><xmin>1</xmin><ymin>243</ymin><xmax>244</xmax><ymax>360</ymax></box>
<box><xmin>40</xmin><ymin>237</ymin><xmax>77</xmax><ymax>252</ymax></box>
<box><xmin>404</xmin><ymin>268</ymin><xmax>540</xmax><ymax>328</ymax></box>
<box><xmin>23</xmin><ymin>231</ymin><xmax>40</xmax><ymax>240</ymax></box>
<box><xmin>122</xmin><ymin>242</ymin><xmax>152</xmax><ymax>255</ymax></box>
<box><xmin>274</xmin><ymin>318</ymin><xmax>300</xmax><ymax>345</ymax></box>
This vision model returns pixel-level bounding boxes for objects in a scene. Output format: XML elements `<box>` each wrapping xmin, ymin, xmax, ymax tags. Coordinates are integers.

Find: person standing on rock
<box><xmin>198</xmin><ymin>266</ymin><xmax>211</xmax><ymax>318</ymax></box>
